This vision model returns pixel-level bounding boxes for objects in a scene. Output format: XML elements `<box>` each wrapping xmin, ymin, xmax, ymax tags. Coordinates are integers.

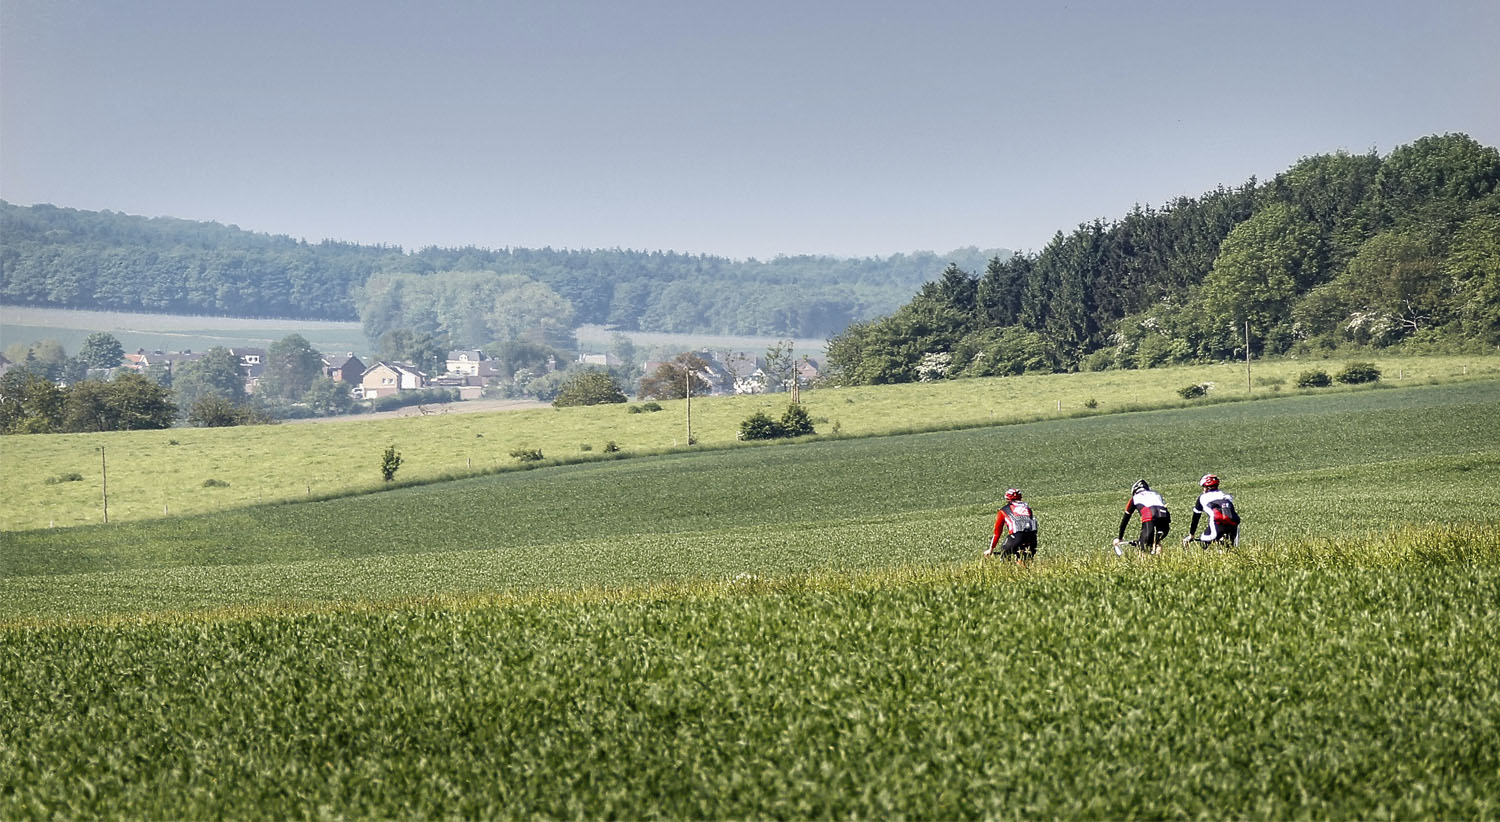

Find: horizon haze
<box><xmin>3</xmin><ymin>0</ymin><xmax>1497</xmax><ymax>260</ymax></box>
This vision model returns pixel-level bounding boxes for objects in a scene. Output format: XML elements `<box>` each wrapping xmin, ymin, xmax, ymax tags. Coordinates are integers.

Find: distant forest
<box><xmin>826</xmin><ymin>133</ymin><xmax>1500</xmax><ymax>384</ymax></box>
<box><xmin>0</xmin><ymin>201</ymin><xmax>1003</xmax><ymax>340</ymax></box>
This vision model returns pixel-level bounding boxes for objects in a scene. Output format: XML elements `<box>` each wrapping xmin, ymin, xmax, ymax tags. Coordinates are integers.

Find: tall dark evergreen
<box><xmin>826</xmin><ymin>133</ymin><xmax>1500</xmax><ymax>385</ymax></box>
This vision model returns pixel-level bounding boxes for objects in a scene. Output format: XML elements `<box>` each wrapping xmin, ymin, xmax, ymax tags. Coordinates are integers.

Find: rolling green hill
<box><xmin>3</xmin><ymin>377</ymin><xmax>1498</xmax><ymax>818</ymax></box>
<box><xmin>6</xmin><ymin>377</ymin><xmax>1498</xmax><ymax>621</ymax></box>
<box><xmin>4</xmin><ymin>352</ymin><xmax>1496</xmax><ymax>531</ymax></box>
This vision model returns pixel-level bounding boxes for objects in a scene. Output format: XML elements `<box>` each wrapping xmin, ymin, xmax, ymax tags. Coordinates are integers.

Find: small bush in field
<box><xmin>45</xmin><ymin>472</ymin><xmax>84</xmax><ymax>485</ymax></box>
<box><xmin>1177</xmin><ymin>383</ymin><xmax>1208</xmax><ymax>399</ymax></box>
<box><xmin>740</xmin><ymin>404</ymin><xmax>816</xmax><ymax>440</ymax></box>
<box><xmin>780</xmin><ymin>404</ymin><xmax>815</xmax><ymax>437</ymax></box>
<box><xmin>1297</xmin><ymin>369</ymin><xmax>1333</xmax><ymax>388</ymax></box>
<box><xmin>380</xmin><ymin>445</ymin><xmax>402</xmax><ymax>482</ymax></box>
<box><xmin>1336</xmin><ymin>362</ymin><xmax>1381</xmax><ymax>384</ymax></box>
<box><xmin>202</xmin><ymin>478</ymin><xmax>229</xmax><ymax>488</ymax></box>
<box><xmin>510</xmin><ymin>447</ymin><xmax>544</xmax><ymax>463</ymax></box>
<box><xmin>739</xmin><ymin>411</ymin><xmax>784</xmax><ymax>441</ymax></box>
<box><xmin>1084</xmin><ymin>398</ymin><xmax>1099</xmax><ymax>409</ymax></box>
<box><xmin>603</xmin><ymin>441</ymin><xmax>620</xmax><ymax>453</ymax></box>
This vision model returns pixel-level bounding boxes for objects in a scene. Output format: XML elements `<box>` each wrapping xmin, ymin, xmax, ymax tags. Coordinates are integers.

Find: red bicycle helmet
<box><xmin>1199</xmin><ymin>474</ymin><xmax>1220</xmax><ymax>490</ymax></box>
<box><xmin>1004</xmin><ymin>488</ymin><xmax>1023</xmax><ymax>501</ymax></box>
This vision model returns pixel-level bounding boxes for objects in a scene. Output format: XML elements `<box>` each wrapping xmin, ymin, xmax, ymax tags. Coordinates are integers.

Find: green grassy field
<box><xmin>4</xmin><ymin>379</ymin><xmax>1499</xmax><ymax>620</ymax></box>
<box><xmin>3</xmin><ymin>352</ymin><xmax>1496</xmax><ymax>531</ymax></box>
<box><xmin>3</xmin><ymin>377</ymin><xmax>1498</xmax><ymax>818</ymax></box>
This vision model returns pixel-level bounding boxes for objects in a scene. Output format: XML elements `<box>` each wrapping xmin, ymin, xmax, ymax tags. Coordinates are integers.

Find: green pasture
<box><xmin>5</xmin><ymin>379</ymin><xmax>1498</xmax><ymax>621</ymax></box>
<box><xmin>2</xmin><ymin>530</ymin><xmax>1496</xmax><ymax>819</ymax></box>
<box><xmin>3</xmin><ymin>353</ymin><xmax>1496</xmax><ymax>531</ymax></box>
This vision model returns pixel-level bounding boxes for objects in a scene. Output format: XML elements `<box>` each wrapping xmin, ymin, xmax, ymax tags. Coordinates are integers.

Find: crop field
<box><xmin>0</xmin><ymin>307</ymin><xmax>820</xmax><ymax>362</ymax></box>
<box><xmin>3</xmin><ymin>378</ymin><xmax>1499</xmax><ymax>818</ymax></box>
<box><xmin>3</xmin><ymin>378</ymin><xmax>1499</xmax><ymax>620</ymax></box>
<box><xmin>3</xmin><ymin>352</ymin><xmax>1497</xmax><ymax>530</ymax></box>
<box><xmin>0</xmin><ymin>305</ymin><xmax>370</xmax><ymax>359</ymax></box>
<box><xmin>2</xmin><ymin>531</ymin><xmax>1497</xmax><ymax>818</ymax></box>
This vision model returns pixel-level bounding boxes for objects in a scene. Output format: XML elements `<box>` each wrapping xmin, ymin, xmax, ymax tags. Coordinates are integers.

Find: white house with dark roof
<box><xmin>446</xmin><ymin>350</ymin><xmax>488</xmax><ymax>376</ymax></box>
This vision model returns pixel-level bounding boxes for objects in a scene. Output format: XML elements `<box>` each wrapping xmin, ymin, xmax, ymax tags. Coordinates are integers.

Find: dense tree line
<box><xmin>827</xmin><ymin>134</ymin><xmax>1500</xmax><ymax>384</ymax></box>
<box><xmin>0</xmin><ymin>201</ymin><xmax>1001</xmax><ymax>338</ymax></box>
<box><xmin>0</xmin><ymin>368</ymin><xmax>176</xmax><ymax>434</ymax></box>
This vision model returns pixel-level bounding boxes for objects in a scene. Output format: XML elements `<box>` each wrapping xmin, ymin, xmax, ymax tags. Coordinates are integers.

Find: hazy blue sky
<box><xmin>3</xmin><ymin>0</ymin><xmax>1497</xmax><ymax>259</ymax></box>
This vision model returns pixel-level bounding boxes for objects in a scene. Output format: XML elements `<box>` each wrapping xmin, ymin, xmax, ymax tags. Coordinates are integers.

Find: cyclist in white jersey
<box><xmin>1183</xmin><ymin>473</ymin><xmax>1240</xmax><ymax>547</ymax></box>
<box><xmin>1116</xmin><ymin>479</ymin><xmax>1171</xmax><ymax>554</ymax></box>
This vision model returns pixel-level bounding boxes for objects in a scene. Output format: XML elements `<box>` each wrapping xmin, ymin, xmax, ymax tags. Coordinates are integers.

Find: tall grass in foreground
<box><xmin>3</xmin><ymin>526</ymin><xmax>1496</xmax><ymax>819</ymax></box>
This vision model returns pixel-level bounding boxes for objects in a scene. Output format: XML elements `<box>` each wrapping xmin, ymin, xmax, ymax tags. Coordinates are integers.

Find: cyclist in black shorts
<box><xmin>1115</xmin><ymin>479</ymin><xmax>1171</xmax><ymax>554</ymax></box>
<box><xmin>986</xmin><ymin>488</ymin><xmax>1038</xmax><ymax>564</ymax></box>
<box><xmin>1183</xmin><ymin>473</ymin><xmax>1241</xmax><ymax>547</ymax></box>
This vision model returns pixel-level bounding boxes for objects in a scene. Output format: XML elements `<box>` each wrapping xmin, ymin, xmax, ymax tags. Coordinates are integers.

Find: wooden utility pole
<box><xmin>100</xmin><ymin>446</ymin><xmax>108</xmax><ymax>524</ymax></box>
<box><xmin>684</xmin><ymin>363</ymin><xmax>693</xmax><ymax>445</ymax></box>
<box><xmin>1245</xmin><ymin>321</ymin><xmax>1252</xmax><ymax>393</ymax></box>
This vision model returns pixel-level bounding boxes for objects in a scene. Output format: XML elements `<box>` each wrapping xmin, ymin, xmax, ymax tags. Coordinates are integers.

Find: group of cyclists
<box><xmin>984</xmin><ymin>474</ymin><xmax>1241</xmax><ymax>564</ymax></box>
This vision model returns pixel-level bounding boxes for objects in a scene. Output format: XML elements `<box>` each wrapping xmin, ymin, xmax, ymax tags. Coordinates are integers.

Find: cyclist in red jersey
<box><xmin>986</xmin><ymin>488</ymin><xmax>1038</xmax><ymax>564</ymax></box>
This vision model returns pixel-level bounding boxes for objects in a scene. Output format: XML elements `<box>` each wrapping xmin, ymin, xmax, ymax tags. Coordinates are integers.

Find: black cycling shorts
<box><xmin>1196</xmin><ymin>518</ymin><xmax>1239</xmax><ymax>546</ymax></box>
<box><xmin>1139</xmin><ymin>508</ymin><xmax>1170</xmax><ymax>547</ymax></box>
<box><xmin>999</xmin><ymin>531</ymin><xmax>1037</xmax><ymax>560</ymax></box>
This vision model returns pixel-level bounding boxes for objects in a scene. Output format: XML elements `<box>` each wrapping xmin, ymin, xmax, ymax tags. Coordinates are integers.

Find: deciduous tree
<box><xmin>638</xmin><ymin>354</ymin><xmax>710</xmax><ymax>400</ymax></box>
<box><xmin>552</xmin><ymin>370</ymin><xmax>628</xmax><ymax>407</ymax></box>
<box><xmin>78</xmin><ymin>332</ymin><xmax>125</xmax><ymax>368</ymax></box>
<box><xmin>259</xmin><ymin>334</ymin><xmax>324</xmax><ymax>401</ymax></box>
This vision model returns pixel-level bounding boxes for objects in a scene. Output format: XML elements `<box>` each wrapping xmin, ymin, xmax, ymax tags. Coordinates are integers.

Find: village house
<box><xmin>717</xmin><ymin>352</ymin><xmax>768</xmax><ymax>394</ymax></box>
<box><xmin>230</xmin><ymin>347</ymin><xmax>266</xmax><ymax>369</ymax></box>
<box><xmin>576</xmin><ymin>352</ymin><xmax>623</xmax><ymax>368</ymax></box>
<box><xmin>445</xmin><ymin>349</ymin><xmax>489</xmax><ymax>377</ymax></box>
<box><xmin>358</xmin><ymin>361</ymin><xmax>426</xmax><ymax>399</ymax></box>
<box><xmin>321</xmin><ymin>353</ymin><xmax>365</xmax><ymax>384</ymax></box>
<box><xmin>231</xmin><ymin>348</ymin><xmax>267</xmax><ymax>393</ymax></box>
